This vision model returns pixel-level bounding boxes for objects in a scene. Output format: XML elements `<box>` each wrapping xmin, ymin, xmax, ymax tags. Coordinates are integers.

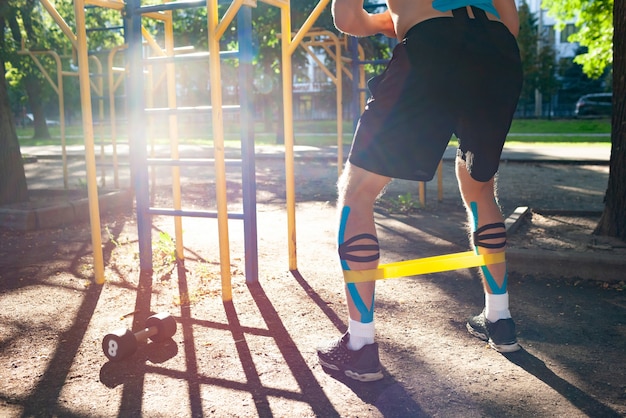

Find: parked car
<box><xmin>575</xmin><ymin>93</ymin><xmax>612</xmax><ymax>118</ymax></box>
<box><xmin>21</xmin><ymin>113</ymin><xmax>60</xmax><ymax>126</ymax></box>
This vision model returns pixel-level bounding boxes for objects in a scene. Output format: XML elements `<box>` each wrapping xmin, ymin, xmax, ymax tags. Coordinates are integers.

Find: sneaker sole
<box><xmin>466</xmin><ymin>323</ymin><xmax>521</xmax><ymax>353</ymax></box>
<box><xmin>318</xmin><ymin>358</ymin><xmax>384</xmax><ymax>382</ymax></box>
<box><xmin>489</xmin><ymin>340</ymin><xmax>521</xmax><ymax>353</ymax></box>
<box><xmin>466</xmin><ymin>323</ymin><xmax>488</xmax><ymax>341</ymax></box>
<box><xmin>345</xmin><ymin>369</ymin><xmax>384</xmax><ymax>382</ymax></box>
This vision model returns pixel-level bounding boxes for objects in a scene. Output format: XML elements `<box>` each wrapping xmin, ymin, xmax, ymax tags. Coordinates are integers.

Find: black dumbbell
<box><xmin>102</xmin><ymin>312</ymin><xmax>177</xmax><ymax>362</ymax></box>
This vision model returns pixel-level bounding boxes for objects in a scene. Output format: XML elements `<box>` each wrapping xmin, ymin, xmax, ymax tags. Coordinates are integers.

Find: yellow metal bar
<box><xmin>74</xmin><ymin>0</ymin><xmax>105</xmax><ymax>284</ymax></box>
<box><xmin>281</xmin><ymin>0</ymin><xmax>331</xmax><ymax>271</ymax></box>
<box><xmin>215</xmin><ymin>0</ymin><xmax>244</xmax><ymax>39</ymax></box>
<box><xmin>88</xmin><ymin>55</ymin><xmax>106</xmax><ymax>187</ymax></box>
<box><xmin>287</xmin><ymin>0</ymin><xmax>331</xmax><ymax>56</ymax></box>
<box><xmin>39</xmin><ymin>0</ymin><xmax>77</xmax><ymax>48</ymax></box>
<box><xmin>278</xmin><ymin>1</ymin><xmax>298</xmax><ymax>271</ymax></box>
<box><xmin>138</xmin><ymin>10</ymin><xmax>170</xmax><ymax>21</ymax></box>
<box><xmin>259</xmin><ymin>0</ymin><xmax>289</xmax><ymax>8</ymax></box>
<box><xmin>301</xmin><ymin>30</ymin><xmax>344</xmax><ymax>175</ymax></box>
<box><xmin>18</xmin><ymin>51</ymin><xmax>60</xmax><ymax>95</ymax></box>
<box><xmin>343</xmin><ymin>251</ymin><xmax>506</xmax><ymax>283</ymax></box>
<box><xmin>358</xmin><ymin>44</ymin><xmax>366</xmax><ymax>112</ymax></box>
<box><xmin>302</xmin><ymin>44</ymin><xmax>337</xmax><ymax>82</ymax></box>
<box><xmin>208</xmin><ymin>0</ymin><xmax>233</xmax><ymax>301</ymax></box>
<box><xmin>85</xmin><ymin>0</ymin><xmax>125</xmax><ymax>11</ymax></box>
<box><xmin>164</xmin><ymin>12</ymin><xmax>185</xmax><ymax>261</ymax></box>
<box><xmin>56</xmin><ymin>53</ymin><xmax>67</xmax><ymax>190</ymax></box>
<box><xmin>142</xmin><ymin>27</ymin><xmax>165</xmax><ymax>55</ymax></box>
<box><xmin>331</xmin><ymin>33</ymin><xmax>344</xmax><ymax>176</ymax></box>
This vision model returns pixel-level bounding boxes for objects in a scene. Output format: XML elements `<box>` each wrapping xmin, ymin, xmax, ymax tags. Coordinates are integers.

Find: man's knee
<box><xmin>338</xmin><ymin>163</ymin><xmax>390</xmax><ymax>205</ymax></box>
<box><xmin>455</xmin><ymin>157</ymin><xmax>496</xmax><ymax>195</ymax></box>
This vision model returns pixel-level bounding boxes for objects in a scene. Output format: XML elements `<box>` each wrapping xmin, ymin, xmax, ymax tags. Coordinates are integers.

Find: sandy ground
<box><xmin>1</xmin><ymin>152</ymin><xmax>625</xmax><ymax>417</ymax></box>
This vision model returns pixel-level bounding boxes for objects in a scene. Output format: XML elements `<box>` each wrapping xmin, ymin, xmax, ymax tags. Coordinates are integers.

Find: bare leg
<box><xmin>316</xmin><ymin>162</ymin><xmax>390</xmax><ymax>382</ymax></box>
<box><xmin>337</xmin><ymin>162</ymin><xmax>391</xmax><ymax>328</ymax></box>
<box><xmin>455</xmin><ymin>156</ymin><xmax>507</xmax><ymax>294</ymax></box>
<box><xmin>456</xmin><ymin>156</ymin><xmax>519</xmax><ymax>352</ymax></box>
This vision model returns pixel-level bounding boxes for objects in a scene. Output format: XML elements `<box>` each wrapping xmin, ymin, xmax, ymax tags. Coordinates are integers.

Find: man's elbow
<box><xmin>333</xmin><ymin>12</ymin><xmax>354</xmax><ymax>34</ymax></box>
<box><xmin>332</xmin><ymin>1</ymin><xmax>360</xmax><ymax>34</ymax></box>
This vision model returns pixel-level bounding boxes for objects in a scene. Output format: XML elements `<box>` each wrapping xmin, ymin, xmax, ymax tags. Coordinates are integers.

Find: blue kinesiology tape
<box><xmin>339</xmin><ymin>206</ymin><xmax>375</xmax><ymax>323</ymax></box>
<box><xmin>470</xmin><ymin>201</ymin><xmax>507</xmax><ymax>294</ymax></box>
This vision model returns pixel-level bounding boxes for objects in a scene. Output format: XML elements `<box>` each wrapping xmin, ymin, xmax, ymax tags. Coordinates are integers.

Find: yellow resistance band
<box><xmin>343</xmin><ymin>251</ymin><xmax>505</xmax><ymax>283</ymax></box>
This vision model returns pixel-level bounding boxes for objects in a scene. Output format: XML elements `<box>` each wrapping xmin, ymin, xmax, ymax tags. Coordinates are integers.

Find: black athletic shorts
<box><xmin>347</xmin><ymin>7</ymin><xmax>523</xmax><ymax>182</ymax></box>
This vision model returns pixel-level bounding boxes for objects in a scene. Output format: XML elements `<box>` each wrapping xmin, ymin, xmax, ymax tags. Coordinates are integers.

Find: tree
<box><xmin>516</xmin><ymin>2</ymin><xmax>559</xmax><ymax>116</ymax></box>
<box><xmin>1</xmin><ymin>1</ymin><xmax>29</xmax><ymax>204</ymax></box>
<box><xmin>544</xmin><ymin>0</ymin><xmax>625</xmax><ymax>240</ymax></box>
<box><xmin>543</xmin><ymin>0</ymin><xmax>613</xmax><ymax>78</ymax></box>
<box><xmin>0</xmin><ymin>57</ymin><xmax>28</xmax><ymax>205</ymax></box>
<box><xmin>3</xmin><ymin>0</ymin><xmax>55</xmax><ymax>139</ymax></box>
<box><xmin>517</xmin><ymin>2</ymin><xmax>540</xmax><ymax>111</ymax></box>
<box><xmin>595</xmin><ymin>0</ymin><xmax>626</xmax><ymax>239</ymax></box>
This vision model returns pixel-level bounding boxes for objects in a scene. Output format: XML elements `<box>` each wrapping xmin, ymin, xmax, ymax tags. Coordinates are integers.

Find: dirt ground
<box><xmin>1</xmin><ymin>155</ymin><xmax>625</xmax><ymax>417</ymax></box>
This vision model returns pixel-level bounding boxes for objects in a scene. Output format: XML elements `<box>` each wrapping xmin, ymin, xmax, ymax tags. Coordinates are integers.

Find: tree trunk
<box><xmin>594</xmin><ymin>0</ymin><xmax>626</xmax><ymax>241</ymax></box>
<box><xmin>0</xmin><ymin>57</ymin><xmax>29</xmax><ymax>205</ymax></box>
<box><xmin>24</xmin><ymin>75</ymin><xmax>51</xmax><ymax>140</ymax></box>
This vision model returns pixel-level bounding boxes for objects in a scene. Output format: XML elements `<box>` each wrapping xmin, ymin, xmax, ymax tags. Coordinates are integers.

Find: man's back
<box><xmin>386</xmin><ymin>0</ymin><xmax>519</xmax><ymax>39</ymax></box>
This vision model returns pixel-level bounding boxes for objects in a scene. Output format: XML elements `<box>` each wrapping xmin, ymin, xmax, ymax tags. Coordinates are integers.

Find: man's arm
<box><xmin>332</xmin><ymin>0</ymin><xmax>396</xmax><ymax>38</ymax></box>
<box><xmin>494</xmin><ymin>0</ymin><xmax>519</xmax><ymax>37</ymax></box>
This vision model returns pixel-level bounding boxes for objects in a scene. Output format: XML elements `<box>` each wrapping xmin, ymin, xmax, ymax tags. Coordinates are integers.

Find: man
<box><xmin>317</xmin><ymin>0</ymin><xmax>523</xmax><ymax>382</ymax></box>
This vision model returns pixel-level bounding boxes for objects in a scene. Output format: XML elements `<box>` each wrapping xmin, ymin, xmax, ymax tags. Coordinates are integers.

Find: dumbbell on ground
<box><xmin>102</xmin><ymin>312</ymin><xmax>177</xmax><ymax>362</ymax></box>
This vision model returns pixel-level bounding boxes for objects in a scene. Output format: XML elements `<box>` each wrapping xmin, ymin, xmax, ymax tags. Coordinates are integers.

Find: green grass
<box><xmin>17</xmin><ymin>117</ymin><xmax>612</xmax><ymax>148</ymax></box>
<box><xmin>509</xmin><ymin>118</ymin><xmax>611</xmax><ymax>134</ymax></box>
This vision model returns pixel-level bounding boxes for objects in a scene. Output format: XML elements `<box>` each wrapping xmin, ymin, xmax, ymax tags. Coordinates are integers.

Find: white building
<box><xmin>518</xmin><ymin>0</ymin><xmax>579</xmax><ymax>59</ymax></box>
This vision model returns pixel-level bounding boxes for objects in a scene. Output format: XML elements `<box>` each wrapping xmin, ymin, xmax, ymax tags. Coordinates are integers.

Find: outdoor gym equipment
<box><xmin>102</xmin><ymin>312</ymin><xmax>177</xmax><ymax>362</ymax></box>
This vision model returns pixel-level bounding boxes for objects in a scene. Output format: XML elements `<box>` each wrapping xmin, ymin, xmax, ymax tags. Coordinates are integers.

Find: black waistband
<box><xmin>403</xmin><ymin>6</ymin><xmax>490</xmax><ymax>41</ymax></box>
<box><xmin>452</xmin><ymin>6</ymin><xmax>488</xmax><ymax>20</ymax></box>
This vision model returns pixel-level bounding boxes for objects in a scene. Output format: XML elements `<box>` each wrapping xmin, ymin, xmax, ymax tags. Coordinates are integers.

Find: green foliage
<box><xmin>389</xmin><ymin>192</ymin><xmax>420</xmax><ymax>213</ymax></box>
<box><xmin>105</xmin><ymin>224</ymin><xmax>121</xmax><ymax>248</ymax></box>
<box><xmin>1</xmin><ymin>0</ymin><xmax>125</xmax><ymax>127</ymax></box>
<box><xmin>154</xmin><ymin>231</ymin><xmax>177</xmax><ymax>272</ymax></box>
<box><xmin>542</xmin><ymin>0</ymin><xmax>614</xmax><ymax>78</ymax></box>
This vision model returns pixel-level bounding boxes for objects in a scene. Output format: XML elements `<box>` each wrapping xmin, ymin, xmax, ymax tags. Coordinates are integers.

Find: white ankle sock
<box><xmin>485</xmin><ymin>292</ymin><xmax>511</xmax><ymax>323</ymax></box>
<box><xmin>347</xmin><ymin>319</ymin><xmax>375</xmax><ymax>351</ymax></box>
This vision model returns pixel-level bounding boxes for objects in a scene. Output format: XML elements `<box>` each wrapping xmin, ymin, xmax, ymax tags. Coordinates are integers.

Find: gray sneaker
<box><xmin>467</xmin><ymin>311</ymin><xmax>521</xmax><ymax>353</ymax></box>
<box><xmin>317</xmin><ymin>333</ymin><xmax>384</xmax><ymax>382</ymax></box>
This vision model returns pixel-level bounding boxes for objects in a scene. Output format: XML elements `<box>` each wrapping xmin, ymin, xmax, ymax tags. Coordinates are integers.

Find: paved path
<box><xmin>21</xmin><ymin>141</ymin><xmax>611</xmax><ymax>163</ymax></box>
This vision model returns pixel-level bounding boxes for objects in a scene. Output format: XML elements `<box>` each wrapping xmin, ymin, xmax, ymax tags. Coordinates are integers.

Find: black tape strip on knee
<box><xmin>338</xmin><ymin>233</ymin><xmax>380</xmax><ymax>263</ymax></box>
<box><xmin>473</xmin><ymin>222</ymin><xmax>507</xmax><ymax>249</ymax></box>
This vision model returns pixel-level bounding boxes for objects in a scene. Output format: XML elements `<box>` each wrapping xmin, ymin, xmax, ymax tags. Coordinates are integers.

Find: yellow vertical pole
<box><xmin>207</xmin><ymin>0</ymin><xmax>233</xmax><ymax>301</ymax></box>
<box><xmin>282</xmin><ymin>0</ymin><xmax>331</xmax><ymax>270</ymax></box>
<box><xmin>164</xmin><ymin>12</ymin><xmax>185</xmax><ymax>261</ymax></box>
<box><xmin>89</xmin><ymin>56</ymin><xmax>106</xmax><ymax>187</ymax></box>
<box><xmin>335</xmin><ymin>35</ymin><xmax>343</xmax><ymax>176</ymax></box>
<box><xmin>52</xmin><ymin>52</ymin><xmax>68</xmax><ymax>189</ymax></box>
<box><xmin>74</xmin><ymin>0</ymin><xmax>105</xmax><ymax>284</ymax></box>
<box><xmin>419</xmin><ymin>182</ymin><xmax>426</xmax><ymax>207</ymax></box>
<box><xmin>280</xmin><ymin>1</ymin><xmax>297</xmax><ymax>271</ymax></box>
<box><xmin>358</xmin><ymin>45</ymin><xmax>366</xmax><ymax>113</ymax></box>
